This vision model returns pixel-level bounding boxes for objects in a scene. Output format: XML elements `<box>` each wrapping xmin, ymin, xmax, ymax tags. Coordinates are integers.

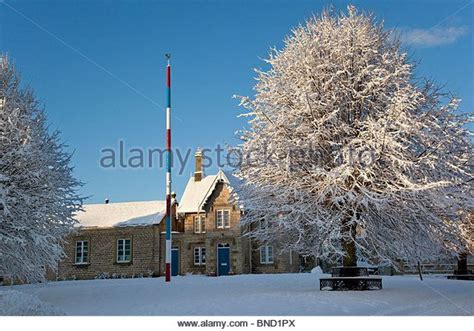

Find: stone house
<box><xmin>56</xmin><ymin>200</ymin><xmax>171</xmax><ymax>280</ymax></box>
<box><xmin>171</xmin><ymin>150</ymin><xmax>299</xmax><ymax>276</ymax></box>
<box><xmin>55</xmin><ymin>151</ymin><xmax>299</xmax><ymax>280</ymax></box>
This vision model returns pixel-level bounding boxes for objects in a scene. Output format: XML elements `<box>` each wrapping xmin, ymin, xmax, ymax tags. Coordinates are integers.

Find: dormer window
<box><xmin>216</xmin><ymin>209</ymin><xmax>230</xmax><ymax>229</ymax></box>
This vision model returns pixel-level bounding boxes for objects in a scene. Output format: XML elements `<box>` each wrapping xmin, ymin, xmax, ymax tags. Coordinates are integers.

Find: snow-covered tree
<box><xmin>0</xmin><ymin>55</ymin><xmax>83</xmax><ymax>282</ymax></box>
<box><xmin>456</xmin><ymin>212</ymin><xmax>474</xmax><ymax>274</ymax></box>
<box><xmin>234</xmin><ymin>7</ymin><xmax>473</xmax><ymax>268</ymax></box>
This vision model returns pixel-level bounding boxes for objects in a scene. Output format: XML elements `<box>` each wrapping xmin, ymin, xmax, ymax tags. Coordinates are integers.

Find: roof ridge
<box><xmin>83</xmin><ymin>199</ymin><xmax>164</xmax><ymax>207</ymax></box>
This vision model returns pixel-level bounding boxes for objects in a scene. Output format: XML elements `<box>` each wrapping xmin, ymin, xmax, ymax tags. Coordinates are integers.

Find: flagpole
<box><xmin>165</xmin><ymin>54</ymin><xmax>172</xmax><ymax>282</ymax></box>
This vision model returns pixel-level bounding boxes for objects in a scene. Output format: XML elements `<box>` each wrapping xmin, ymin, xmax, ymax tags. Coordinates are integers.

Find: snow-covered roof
<box><xmin>74</xmin><ymin>200</ymin><xmax>166</xmax><ymax>228</ymax></box>
<box><xmin>178</xmin><ymin>170</ymin><xmax>240</xmax><ymax>214</ymax></box>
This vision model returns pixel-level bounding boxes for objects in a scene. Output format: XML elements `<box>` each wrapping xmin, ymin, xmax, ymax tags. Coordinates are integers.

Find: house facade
<box><xmin>55</xmin><ymin>151</ymin><xmax>299</xmax><ymax>280</ymax></box>
<box><xmin>56</xmin><ymin>200</ymin><xmax>169</xmax><ymax>280</ymax></box>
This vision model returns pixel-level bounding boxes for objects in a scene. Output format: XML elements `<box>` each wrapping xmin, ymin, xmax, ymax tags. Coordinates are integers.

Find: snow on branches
<box><xmin>234</xmin><ymin>6</ymin><xmax>473</xmax><ymax>267</ymax></box>
<box><xmin>0</xmin><ymin>55</ymin><xmax>83</xmax><ymax>282</ymax></box>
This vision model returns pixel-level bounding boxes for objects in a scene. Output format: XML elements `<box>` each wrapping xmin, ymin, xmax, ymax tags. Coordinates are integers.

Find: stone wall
<box><xmin>57</xmin><ymin>226</ymin><xmax>161</xmax><ymax>280</ymax></box>
<box><xmin>251</xmin><ymin>243</ymin><xmax>300</xmax><ymax>274</ymax></box>
<box><xmin>159</xmin><ymin>233</ymin><xmax>251</xmax><ymax>276</ymax></box>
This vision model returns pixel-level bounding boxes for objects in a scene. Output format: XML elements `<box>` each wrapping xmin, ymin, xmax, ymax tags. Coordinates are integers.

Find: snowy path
<box><xmin>1</xmin><ymin>274</ymin><xmax>472</xmax><ymax>316</ymax></box>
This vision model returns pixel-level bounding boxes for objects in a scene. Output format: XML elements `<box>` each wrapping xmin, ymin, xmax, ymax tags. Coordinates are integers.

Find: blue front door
<box><xmin>217</xmin><ymin>245</ymin><xmax>230</xmax><ymax>276</ymax></box>
<box><xmin>171</xmin><ymin>248</ymin><xmax>179</xmax><ymax>276</ymax></box>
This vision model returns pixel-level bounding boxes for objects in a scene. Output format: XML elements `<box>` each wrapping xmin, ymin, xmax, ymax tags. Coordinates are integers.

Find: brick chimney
<box><xmin>194</xmin><ymin>148</ymin><xmax>203</xmax><ymax>182</ymax></box>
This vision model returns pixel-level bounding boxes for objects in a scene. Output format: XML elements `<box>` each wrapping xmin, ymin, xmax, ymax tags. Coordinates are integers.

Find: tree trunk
<box><xmin>342</xmin><ymin>218</ymin><xmax>357</xmax><ymax>267</ymax></box>
<box><xmin>457</xmin><ymin>252</ymin><xmax>468</xmax><ymax>275</ymax></box>
<box><xmin>417</xmin><ymin>261</ymin><xmax>423</xmax><ymax>281</ymax></box>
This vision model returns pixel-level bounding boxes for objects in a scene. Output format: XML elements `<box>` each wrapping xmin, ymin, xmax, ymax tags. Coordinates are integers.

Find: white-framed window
<box><xmin>260</xmin><ymin>246</ymin><xmax>274</xmax><ymax>264</ymax></box>
<box><xmin>117</xmin><ymin>239</ymin><xmax>131</xmax><ymax>262</ymax></box>
<box><xmin>194</xmin><ymin>215</ymin><xmax>206</xmax><ymax>233</ymax></box>
<box><xmin>216</xmin><ymin>209</ymin><xmax>230</xmax><ymax>229</ymax></box>
<box><xmin>193</xmin><ymin>247</ymin><xmax>206</xmax><ymax>265</ymax></box>
<box><xmin>75</xmin><ymin>240</ymin><xmax>89</xmax><ymax>264</ymax></box>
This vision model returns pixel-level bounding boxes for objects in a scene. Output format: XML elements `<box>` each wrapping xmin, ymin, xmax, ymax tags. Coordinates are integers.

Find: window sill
<box><xmin>73</xmin><ymin>263</ymin><xmax>90</xmax><ymax>268</ymax></box>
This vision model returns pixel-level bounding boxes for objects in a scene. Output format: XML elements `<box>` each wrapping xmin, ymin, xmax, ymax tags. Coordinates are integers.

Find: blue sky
<box><xmin>0</xmin><ymin>0</ymin><xmax>472</xmax><ymax>204</ymax></box>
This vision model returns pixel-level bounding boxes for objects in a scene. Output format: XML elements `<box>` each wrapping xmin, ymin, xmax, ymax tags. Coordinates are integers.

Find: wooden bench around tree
<box><xmin>320</xmin><ymin>276</ymin><xmax>383</xmax><ymax>291</ymax></box>
<box><xmin>320</xmin><ymin>267</ymin><xmax>383</xmax><ymax>291</ymax></box>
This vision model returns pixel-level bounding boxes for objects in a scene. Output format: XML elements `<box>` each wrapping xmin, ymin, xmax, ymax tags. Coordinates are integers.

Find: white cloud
<box><xmin>399</xmin><ymin>26</ymin><xmax>468</xmax><ymax>48</ymax></box>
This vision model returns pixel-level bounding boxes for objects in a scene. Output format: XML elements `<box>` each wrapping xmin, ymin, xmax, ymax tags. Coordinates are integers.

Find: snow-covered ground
<box><xmin>0</xmin><ymin>290</ymin><xmax>65</xmax><ymax>316</ymax></box>
<box><xmin>0</xmin><ymin>273</ymin><xmax>472</xmax><ymax>316</ymax></box>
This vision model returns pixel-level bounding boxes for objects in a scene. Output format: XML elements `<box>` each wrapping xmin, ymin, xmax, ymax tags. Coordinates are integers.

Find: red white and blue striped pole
<box><xmin>165</xmin><ymin>54</ymin><xmax>172</xmax><ymax>282</ymax></box>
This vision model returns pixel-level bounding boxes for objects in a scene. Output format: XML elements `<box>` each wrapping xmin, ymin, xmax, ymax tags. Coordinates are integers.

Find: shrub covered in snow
<box><xmin>95</xmin><ymin>272</ymin><xmax>111</xmax><ymax>280</ymax></box>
